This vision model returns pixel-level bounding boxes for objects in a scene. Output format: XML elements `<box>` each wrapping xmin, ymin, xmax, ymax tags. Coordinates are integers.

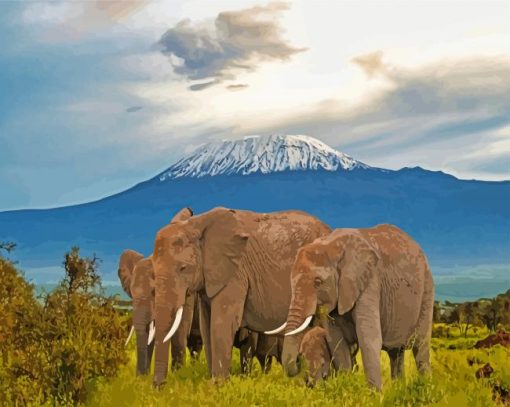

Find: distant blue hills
<box><xmin>1</xmin><ymin>135</ymin><xmax>509</xmax><ymax>300</ymax></box>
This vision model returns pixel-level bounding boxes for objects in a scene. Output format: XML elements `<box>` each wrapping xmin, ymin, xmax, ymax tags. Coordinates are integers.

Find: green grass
<box><xmin>86</xmin><ymin>328</ymin><xmax>510</xmax><ymax>407</ymax></box>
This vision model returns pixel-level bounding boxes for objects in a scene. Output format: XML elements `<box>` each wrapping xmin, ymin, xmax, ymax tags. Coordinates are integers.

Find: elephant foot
<box><xmin>211</xmin><ymin>376</ymin><xmax>228</xmax><ymax>386</ymax></box>
<box><xmin>367</xmin><ymin>381</ymin><xmax>382</xmax><ymax>392</ymax></box>
<box><xmin>152</xmin><ymin>379</ymin><xmax>166</xmax><ymax>390</ymax></box>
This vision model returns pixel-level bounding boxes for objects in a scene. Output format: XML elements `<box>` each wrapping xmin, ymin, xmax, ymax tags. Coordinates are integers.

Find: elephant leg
<box><xmin>199</xmin><ymin>296</ymin><xmax>213</xmax><ymax>374</ymax></box>
<box><xmin>387</xmin><ymin>347</ymin><xmax>405</xmax><ymax>380</ymax></box>
<box><xmin>188</xmin><ymin>331</ymin><xmax>203</xmax><ymax>359</ymax></box>
<box><xmin>147</xmin><ymin>339</ymin><xmax>155</xmax><ymax>374</ymax></box>
<box><xmin>326</xmin><ymin>324</ymin><xmax>352</xmax><ymax>373</ymax></box>
<box><xmin>256</xmin><ymin>353</ymin><xmax>272</xmax><ymax>374</ymax></box>
<box><xmin>210</xmin><ymin>279</ymin><xmax>248</xmax><ymax>378</ymax></box>
<box><xmin>413</xmin><ymin>338</ymin><xmax>431</xmax><ymax>375</ymax></box>
<box><xmin>413</xmin><ymin>280</ymin><xmax>433</xmax><ymax>375</ymax></box>
<box><xmin>255</xmin><ymin>334</ymin><xmax>276</xmax><ymax>374</ymax></box>
<box><xmin>239</xmin><ymin>337</ymin><xmax>255</xmax><ymax>374</ymax></box>
<box><xmin>170</xmin><ymin>293</ymin><xmax>195</xmax><ymax>369</ymax></box>
<box><xmin>350</xmin><ymin>342</ymin><xmax>359</xmax><ymax>370</ymax></box>
<box><xmin>170</xmin><ymin>334</ymin><xmax>186</xmax><ymax>370</ymax></box>
<box><xmin>188</xmin><ymin>297</ymin><xmax>203</xmax><ymax>359</ymax></box>
<box><xmin>352</xmin><ymin>284</ymin><xmax>383</xmax><ymax>390</ymax></box>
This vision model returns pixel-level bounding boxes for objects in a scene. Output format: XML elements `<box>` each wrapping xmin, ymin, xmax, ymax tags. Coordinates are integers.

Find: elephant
<box><xmin>151</xmin><ymin>207</ymin><xmax>331</xmax><ymax>385</ymax></box>
<box><xmin>299</xmin><ymin>326</ymin><xmax>331</xmax><ymax>385</ymax></box>
<box><xmin>298</xmin><ymin>321</ymin><xmax>358</xmax><ymax>386</ymax></box>
<box><xmin>280</xmin><ymin>224</ymin><xmax>434</xmax><ymax>390</ymax></box>
<box><xmin>117</xmin><ymin>207</ymin><xmax>202</xmax><ymax>375</ymax></box>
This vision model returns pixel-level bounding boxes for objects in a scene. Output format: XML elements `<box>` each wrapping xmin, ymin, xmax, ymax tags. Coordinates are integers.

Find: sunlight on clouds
<box><xmin>4</xmin><ymin>0</ymin><xmax>510</xmax><ymax>209</ymax></box>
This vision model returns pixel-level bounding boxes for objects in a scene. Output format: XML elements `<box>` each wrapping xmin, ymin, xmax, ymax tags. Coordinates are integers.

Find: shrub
<box><xmin>0</xmin><ymin>247</ymin><xmax>128</xmax><ymax>405</ymax></box>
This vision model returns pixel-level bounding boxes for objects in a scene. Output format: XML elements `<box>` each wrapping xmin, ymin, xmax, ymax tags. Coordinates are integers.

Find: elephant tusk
<box><xmin>147</xmin><ymin>320</ymin><xmax>156</xmax><ymax>345</ymax></box>
<box><xmin>125</xmin><ymin>325</ymin><xmax>135</xmax><ymax>347</ymax></box>
<box><xmin>163</xmin><ymin>306</ymin><xmax>184</xmax><ymax>343</ymax></box>
<box><xmin>285</xmin><ymin>315</ymin><xmax>313</xmax><ymax>336</ymax></box>
<box><xmin>265</xmin><ymin>322</ymin><xmax>287</xmax><ymax>335</ymax></box>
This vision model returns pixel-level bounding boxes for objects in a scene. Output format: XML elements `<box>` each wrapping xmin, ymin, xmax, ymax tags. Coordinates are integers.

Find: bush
<box><xmin>0</xmin><ymin>247</ymin><xmax>128</xmax><ymax>405</ymax></box>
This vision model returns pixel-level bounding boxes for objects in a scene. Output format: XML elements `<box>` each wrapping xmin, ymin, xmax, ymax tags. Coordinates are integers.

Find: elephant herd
<box><xmin>118</xmin><ymin>206</ymin><xmax>434</xmax><ymax>390</ymax></box>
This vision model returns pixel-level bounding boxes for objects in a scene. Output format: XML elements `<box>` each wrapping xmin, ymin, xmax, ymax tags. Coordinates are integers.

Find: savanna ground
<box><xmin>1</xmin><ymin>245</ymin><xmax>509</xmax><ymax>406</ymax></box>
<box><xmin>87</xmin><ymin>326</ymin><xmax>510</xmax><ymax>406</ymax></box>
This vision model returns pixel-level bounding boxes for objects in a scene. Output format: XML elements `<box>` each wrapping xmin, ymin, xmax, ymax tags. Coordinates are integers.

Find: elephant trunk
<box><xmin>282</xmin><ymin>273</ymin><xmax>317</xmax><ymax>376</ymax></box>
<box><xmin>284</xmin><ymin>275</ymin><xmax>317</xmax><ymax>333</ymax></box>
<box><xmin>282</xmin><ymin>332</ymin><xmax>305</xmax><ymax>376</ymax></box>
<box><xmin>153</xmin><ymin>273</ymin><xmax>187</xmax><ymax>387</ymax></box>
<box><xmin>133</xmin><ymin>300</ymin><xmax>152</xmax><ymax>375</ymax></box>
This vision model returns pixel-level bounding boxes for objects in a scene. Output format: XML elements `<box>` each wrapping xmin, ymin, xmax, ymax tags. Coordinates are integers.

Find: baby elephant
<box><xmin>299</xmin><ymin>327</ymin><xmax>331</xmax><ymax>385</ymax></box>
<box><xmin>299</xmin><ymin>325</ymin><xmax>358</xmax><ymax>386</ymax></box>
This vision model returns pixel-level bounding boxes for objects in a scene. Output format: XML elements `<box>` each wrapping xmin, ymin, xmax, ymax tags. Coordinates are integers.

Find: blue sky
<box><xmin>1</xmin><ymin>0</ymin><xmax>510</xmax><ymax>211</ymax></box>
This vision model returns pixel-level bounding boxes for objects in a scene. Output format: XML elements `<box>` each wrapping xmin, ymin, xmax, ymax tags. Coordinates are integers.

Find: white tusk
<box><xmin>285</xmin><ymin>315</ymin><xmax>313</xmax><ymax>336</ymax></box>
<box><xmin>147</xmin><ymin>321</ymin><xmax>156</xmax><ymax>345</ymax></box>
<box><xmin>163</xmin><ymin>306</ymin><xmax>184</xmax><ymax>343</ymax></box>
<box><xmin>125</xmin><ymin>326</ymin><xmax>135</xmax><ymax>346</ymax></box>
<box><xmin>265</xmin><ymin>322</ymin><xmax>287</xmax><ymax>335</ymax></box>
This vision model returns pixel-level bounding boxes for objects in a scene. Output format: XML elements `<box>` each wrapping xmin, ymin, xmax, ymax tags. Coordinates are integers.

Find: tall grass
<box><xmin>87</xmin><ymin>330</ymin><xmax>509</xmax><ymax>406</ymax></box>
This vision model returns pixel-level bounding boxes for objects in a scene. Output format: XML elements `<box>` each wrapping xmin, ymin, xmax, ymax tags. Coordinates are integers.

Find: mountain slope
<box><xmin>158</xmin><ymin>135</ymin><xmax>369</xmax><ymax>180</ymax></box>
<box><xmin>0</xmin><ymin>136</ymin><xmax>509</xmax><ymax>288</ymax></box>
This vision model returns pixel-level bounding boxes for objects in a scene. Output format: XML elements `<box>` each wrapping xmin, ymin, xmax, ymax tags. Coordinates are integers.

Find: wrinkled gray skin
<box><xmin>282</xmin><ymin>225</ymin><xmax>434</xmax><ymax>390</ymax></box>
<box><xmin>117</xmin><ymin>207</ymin><xmax>197</xmax><ymax>375</ymax></box>
<box><xmin>152</xmin><ymin>207</ymin><xmax>331</xmax><ymax>385</ymax></box>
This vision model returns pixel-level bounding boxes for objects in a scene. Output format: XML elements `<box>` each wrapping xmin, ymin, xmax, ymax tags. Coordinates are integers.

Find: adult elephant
<box><xmin>279</xmin><ymin>225</ymin><xmax>434</xmax><ymax>390</ymax></box>
<box><xmin>152</xmin><ymin>207</ymin><xmax>331</xmax><ymax>385</ymax></box>
<box><xmin>117</xmin><ymin>207</ymin><xmax>201</xmax><ymax>375</ymax></box>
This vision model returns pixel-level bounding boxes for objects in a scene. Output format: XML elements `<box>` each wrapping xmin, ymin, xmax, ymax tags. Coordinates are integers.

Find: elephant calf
<box><xmin>299</xmin><ymin>322</ymin><xmax>358</xmax><ymax>386</ymax></box>
<box><xmin>299</xmin><ymin>327</ymin><xmax>331</xmax><ymax>386</ymax></box>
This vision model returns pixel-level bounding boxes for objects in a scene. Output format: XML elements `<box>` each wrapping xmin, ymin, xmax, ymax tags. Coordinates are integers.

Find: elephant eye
<box><xmin>180</xmin><ymin>264</ymin><xmax>187</xmax><ymax>271</ymax></box>
<box><xmin>314</xmin><ymin>277</ymin><xmax>323</xmax><ymax>288</ymax></box>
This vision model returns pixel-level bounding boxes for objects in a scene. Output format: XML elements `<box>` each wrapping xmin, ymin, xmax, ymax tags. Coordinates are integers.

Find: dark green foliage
<box><xmin>0</xmin><ymin>248</ymin><xmax>128</xmax><ymax>405</ymax></box>
<box><xmin>435</xmin><ymin>291</ymin><xmax>510</xmax><ymax>335</ymax></box>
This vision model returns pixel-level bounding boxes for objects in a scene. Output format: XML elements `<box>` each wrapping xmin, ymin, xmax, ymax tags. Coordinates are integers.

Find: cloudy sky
<box><xmin>1</xmin><ymin>0</ymin><xmax>509</xmax><ymax>210</ymax></box>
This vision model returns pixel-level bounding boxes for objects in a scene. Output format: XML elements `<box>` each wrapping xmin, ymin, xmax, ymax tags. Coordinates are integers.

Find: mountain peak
<box><xmin>158</xmin><ymin>134</ymin><xmax>369</xmax><ymax>181</ymax></box>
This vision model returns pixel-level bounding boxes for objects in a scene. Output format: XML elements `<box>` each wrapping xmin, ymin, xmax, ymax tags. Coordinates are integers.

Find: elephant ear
<box><xmin>118</xmin><ymin>249</ymin><xmax>144</xmax><ymax>298</ymax></box>
<box><xmin>170</xmin><ymin>207</ymin><xmax>193</xmax><ymax>223</ymax></box>
<box><xmin>336</xmin><ymin>233</ymin><xmax>379</xmax><ymax>315</ymax></box>
<box><xmin>201</xmin><ymin>211</ymin><xmax>249</xmax><ymax>298</ymax></box>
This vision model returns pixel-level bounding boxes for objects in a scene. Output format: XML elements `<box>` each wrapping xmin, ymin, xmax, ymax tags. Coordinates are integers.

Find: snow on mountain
<box><xmin>158</xmin><ymin>135</ymin><xmax>369</xmax><ymax>181</ymax></box>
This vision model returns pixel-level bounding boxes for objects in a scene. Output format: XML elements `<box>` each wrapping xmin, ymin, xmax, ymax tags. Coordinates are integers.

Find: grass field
<box><xmin>87</xmin><ymin>326</ymin><xmax>510</xmax><ymax>407</ymax></box>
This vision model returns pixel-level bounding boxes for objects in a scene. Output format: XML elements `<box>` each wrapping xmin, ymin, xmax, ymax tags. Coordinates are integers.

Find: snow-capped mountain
<box><xmin>158</xmin><ymin>135</ymin><xmax>369</xmax><ymax>181</ymax></box>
